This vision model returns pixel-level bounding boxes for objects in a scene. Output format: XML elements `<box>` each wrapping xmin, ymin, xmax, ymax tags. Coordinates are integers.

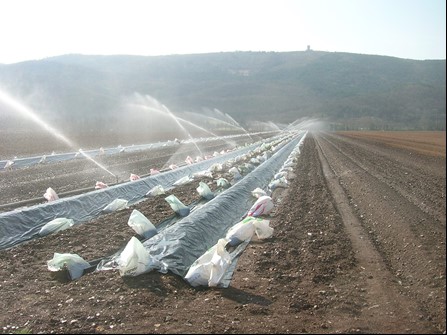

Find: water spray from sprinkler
<box><xmin>0</xmin><ymin>89</ymin><xmax>119</xmax><ymax>181</ymax></box>
<box><xmin>78</xmin><ymin>149</ymin><xmax>118</xmax><ymax>181</ymax></box>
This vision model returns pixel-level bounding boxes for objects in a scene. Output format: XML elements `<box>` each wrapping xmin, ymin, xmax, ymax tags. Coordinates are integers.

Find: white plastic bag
<box><xmin>165</xmin><ymin>195</ymin><xmax>190</xmax><ymax>216</ymax></box>
<box><xmin>173</xmin><ymin>175</ymin><xmax>193</xmax><ymax>186</ymax></box>
<box><xmin>130</xmin><ymin>173</ymin><xmax>141</xmax><ymax>181</ymax></box>
<box><xmin>216</xmin><ymin>178</ymin><xmax>230</xmax><ymax>189</ymax></box>
<box><xmin>209</xmin><ymin>163</ymin><xmax>223</xmax><ymax>172</ymax></box>
<box><xmin>251</xmin><ymin>187</ymin><xmax>267</xmax><ymax>198</ymax></box>
<box><xmin>146</xmin><ymin>185</ymin><xmax>166</xmax><ymax>197</ymax></box>
<box><xmin>44</xmin><ymin>187</ymin><xmax>59</xmax><ymax>202</ymax></box>
<box><xmin>127</xmin><ymin>209</ymin><xmax>157</xmax><ymax>239</ymax></box>
<box><xmin>250</xmin><ymin>158</ymin><xmax>260</xmax><ymax>165</ymax></box>
<box><xmin>103</xmin><ymin>198</ymin><xmax>128</xmax><ymax>213</ymax></box>
<box><xmin>117</xmin><ymin>237</ymin><xmax>155</xmax><ymax>277</ymax></box>
<box><xmin>253</xmin><ymin>219</ymin><xmax>274</xmax><ymax>239</ymax></box>
<box><xmin>225</xmin><ymin>217</ymin><xmax>256</xmax><ymax>246</ymax></box>
<box><xmin>192</xmin><ymin>170</ymin><xmax>213</xmax><ymax>179</ymax></box>
<box><xmin>269</xmin><ymin>177</ymin><xmax>288</xmax><ymax>191</ymax></box>
<box><xmin>273</xmin><ymin>171</ymin><xmax>288</xmax><ymax>180</ymax></box>
<box><xmin>225</xmin><ymin>217</ymin><xmax>274</xmax><ymax>246</ymax></box>
<box><xmin>247</xmin><ymin>195</ymin><xmax>274</xmax><ymax>217</ymax></box>
<box><xmin>47</xmin><ymin>253</ymin><xmax>91</xmax><ymax>280</ymax></box>
<box><xmin>184</xmin><ymin>238</ymin><xmax>231</xmax><ymax>287</ymax></box>
<box><xmin>196</xmin><ymin>182</ymin><xmax>215</xmax><ymax>200</ymax></box>
<box><xmin>39</xmin><ymin>218</ymin><xmax>74</xmax><ymax>236</ymax></box>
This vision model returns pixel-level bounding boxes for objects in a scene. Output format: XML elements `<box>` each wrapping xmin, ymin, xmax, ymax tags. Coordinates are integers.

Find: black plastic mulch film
<box><xmin>0</xmin><ymin>133</ymin><xmax>291</xmax><ymax>250</ymax></box>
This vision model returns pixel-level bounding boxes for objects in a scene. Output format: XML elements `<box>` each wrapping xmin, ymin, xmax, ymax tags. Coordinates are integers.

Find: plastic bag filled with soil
<box><xmin>117</xmin><ymin>236</ymin><xmax>157</xmax><ymax>277</ymax></box>
<box><xmin>216</xmin><ymin>178</ymin><xmax>230</xmax><ymax>189</ymax></box>
<box><xmin>174</xmin><ymin>175</ymin><xmax>193</xmax><ymax>186</ymax></box>
<box><xmin>47</xmin><ymin>253</ymin><xmax>91</xmax><ymax>281</ymax></box>
<box><xmin>165</xmin><ymin>195</ymin><xmax>190</xmax><ymax>217</ymax></box>
<box><xmin>247</xmin><ymin>195</ymin><xmax>274</xmax><ymax>217</ymax></box>
<box><xmin>39</xmin><ymin>218</ymin><xmax>74</xmax><ymax>236</ymax></box>
<box><xmin>127</xmin><ymin>209</ymin><xmax>157</xmax><ymax>239</ymax></box>
<box><xmin>146</xmin><ymin>185</ymin><xmax>166</xmax><ymax>197</ymax></box>
<box><xmin>103</xmin><ymin>198</ymin><xmax>129</xmax><ymax>213</ymax></box>
<box><xmin>251</xmin><ymin>187</ymin><xmax>267</xmax><ymax>198</ymax></box>
<box><xmin>196</xmin><ymin>182</ymin><xmax>215</xmax><ymax>200</ymax></box>
<box><xmin>184</xmin><ymin>238</ymin><xmax>231</xmax><ymax>287</ymax></box>
<box><xmin>268</xmin><ymin>177</ymin><xmax>288</xmax><ymax>191</ymax></box>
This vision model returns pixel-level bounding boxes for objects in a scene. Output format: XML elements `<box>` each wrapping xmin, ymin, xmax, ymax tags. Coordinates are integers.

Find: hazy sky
<box><xmin>0</xmin><ymin>0</ymin><xmax>445</xmax><ymax>64</ymax></box>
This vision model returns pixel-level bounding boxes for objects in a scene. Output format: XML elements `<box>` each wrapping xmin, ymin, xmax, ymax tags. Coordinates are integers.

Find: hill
<box><xmin>0</xmin><ymin>51</ymin><xmax>445</xmax><ymax>135</ymax></box>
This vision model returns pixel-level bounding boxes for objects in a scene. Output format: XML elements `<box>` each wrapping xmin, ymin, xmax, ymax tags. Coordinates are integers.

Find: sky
<box><xmin>0</xmin><ymin>0</ymin><xmax>445</xmax><ymax>64</ymax></box>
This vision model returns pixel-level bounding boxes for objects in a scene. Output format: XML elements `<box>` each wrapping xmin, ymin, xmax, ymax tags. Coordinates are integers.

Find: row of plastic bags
<box><xmin>45</xmin><ymin>179</ymin><xmax>217</xmax><ymax>280</ymax></box>
<box><xmin>184</xmin><ymin>191</ymin><xmax>275</xmax><ymax>287</ymax></box>
<box><xmin>46</xmin><ymin>207</ymin><xmax>158</xmax><ymax>280</ymax></box>
<box><xmin>182</xmin><ymin>133</ymin><xmax>307</xmax><ymax>288</ymax></box>
<box><xmin>110</xmin><ymin>136</ymin><xmax>296</xmax><ymax>282</ymax></box>
<box><xmin>45</xmin><ymin>133</ymin><xmax>298</xmax><ymax>282</ymax></box>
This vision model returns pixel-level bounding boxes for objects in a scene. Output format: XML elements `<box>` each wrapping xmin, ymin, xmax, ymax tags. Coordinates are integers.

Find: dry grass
<box><xmin>338</xmin><ymin>131</ymin><xmax>446</xmax><ymax>157</ymax></box>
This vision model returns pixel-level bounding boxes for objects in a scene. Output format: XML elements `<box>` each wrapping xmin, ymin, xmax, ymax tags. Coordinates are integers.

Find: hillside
<box><xmin>0</xmin><ymin>51</ymin><xmax>445</xmax><ymax>135</ymax></box>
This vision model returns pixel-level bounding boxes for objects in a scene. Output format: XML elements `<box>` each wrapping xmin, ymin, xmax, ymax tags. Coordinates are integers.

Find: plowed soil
<box><xmin>0</xmin><ymin>131</ymin><xmax>445</xmax><ymax>334</ymax></box>
<box><xmin>0</xmin><ymin>135</ymin><xmax>258</xmax><ymax>208</ymax></box>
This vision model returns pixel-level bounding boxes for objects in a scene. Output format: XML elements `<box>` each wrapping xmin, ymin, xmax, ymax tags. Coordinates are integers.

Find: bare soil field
<box><xmin>0</xmin><ymin>131</ymin><xmax>445</xmax><ymax>334</ymax></box>
<box><xmin>339</xmin><ymin>131</ymin><xmax>446</xmax><ymax>157</ymax></box>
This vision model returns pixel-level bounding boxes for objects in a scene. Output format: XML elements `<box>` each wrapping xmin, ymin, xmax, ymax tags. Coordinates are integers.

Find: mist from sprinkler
<box><xmin>78</xmin><ymin>149</ymin><xmax>118</xmax><ymax>182</ymax></box>
<box><xmin>0</xmin><ymin>89</ymin><xmax>119</xmax><ymax>181</ymax></box>
<box><xmin>159</xmin><ymin>103</ymin><xmax>204</xmax><ymax>157</ymax></box>
<box><xmin>128</xmin><ymin>96</ymin><xmax>244</xmax><ymax>153</ymax></box>
<box><xmin>285</xmin><ymin>118</ymin><xmax>324</xmax><ymax>132</ymax></box>
<box><xmin>183</xmin><ymin>110</ymin><xmax>255</xmax><ymax>142</ymax></box>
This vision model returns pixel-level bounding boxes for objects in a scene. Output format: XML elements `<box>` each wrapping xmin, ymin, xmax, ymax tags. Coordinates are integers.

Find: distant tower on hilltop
<box><xmin>307</xmin><ymin>45</ymin><xmax>312</xmax><ymax>51</ymax></box>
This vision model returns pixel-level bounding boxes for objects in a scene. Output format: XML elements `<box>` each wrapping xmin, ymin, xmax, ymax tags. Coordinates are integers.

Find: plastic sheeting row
<box><xmin>47</xmin><ymin>132</ymin><xmax>305</xmax><ymax>287</ymax></box>
<box><xmin>0</xmin><ymin>140</ymin><xmax>264</xmax><ymax>250</ymax></box>
<box><xmin>0</xmin><ymin>131</ymin><xmax>279</xmax><ymax>171</ymax></box>
<box><xmin>0</xmin><ymin>133</ymin><xmax>290</xmax><ymax>250</ymax></box>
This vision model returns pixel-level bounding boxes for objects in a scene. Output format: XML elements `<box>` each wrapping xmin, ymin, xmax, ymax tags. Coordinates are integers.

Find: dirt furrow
<box><xmin>315</xmin><ymin>132</ymin><xmax>446</xmax><ymax>332</ymax></box>
<box><xmin>315</xmin><ymin>134</ymin><xmax>439</xmax><ymax>333</ymax></box>
<box><xmin>321</xmin><ymin>133</ymin><xmax>445</xmax><ymax>226</ymax></box>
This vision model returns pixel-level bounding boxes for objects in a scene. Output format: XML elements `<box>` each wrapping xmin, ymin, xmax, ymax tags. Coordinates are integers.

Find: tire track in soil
<box><xmin>315</xmin><ymin>132</ymin><xmax>445</xmax><ymax>333</ymax></box>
